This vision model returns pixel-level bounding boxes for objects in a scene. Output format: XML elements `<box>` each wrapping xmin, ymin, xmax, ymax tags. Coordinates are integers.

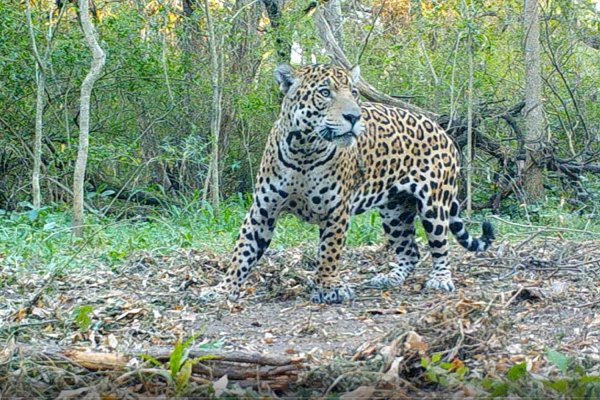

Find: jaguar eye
<box><xmin>319</xmin><ymin>88</ymin><xmax>331</xmax><ymax>98</ymax></box>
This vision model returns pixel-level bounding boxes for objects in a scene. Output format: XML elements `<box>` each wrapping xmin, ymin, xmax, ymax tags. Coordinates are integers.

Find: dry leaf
<box><xmin>12</xmin><ymin>308</ymin><xmax>26</xmax><ymax>322</ymax></box>
<box><xmin>382</xmin><ymin>356</ymin><xmax>403</xmax><ymax>386</ymax></box>
<box><xmin>404</xmin><ymin>331</ymin><xmax>428</xmax><ymax>354</ymax></box>
<box><xmin>340</xmin><ymin>386</ymin><xmax>376</xmax><ymax>400</ymax></box>
<box><xmin>57</xmin><ymin>387</ymin><xmax>92</xmax><ymax>399</ymax></box>
<box><xmin>31</xmin><ymin>306</ymin><xmax>49</xmax><ymax>318</ymax></box>
<box><xmin>213</xmin><ymin>374</ymin><xmax>228</xmax><ymax>397</ymax></box>
<box><xmin>263</xmin><ymin>332</ymin><xmax>274</xmax><ymax>344</ymax></box>
<box><xmin>0</xmin><ymin>338</ymin><xmax>15</xmax><ymax>364</ymax></box>
<box><xmin>107</xmin><ymin>334</ymin><xmax>118</xmax><ymax>349</ymax></box>
<box><xmin>450</xmin><ymin>358</ymin><xmax>464</xmax><ymax>371</ymax></box>
<box><xmin>115</xmin><ymin>308</ymin><xmax>144</xmax><ymax>321</ymax></box>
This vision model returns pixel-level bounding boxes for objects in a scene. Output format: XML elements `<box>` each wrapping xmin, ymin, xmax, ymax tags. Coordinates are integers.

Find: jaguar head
<box><xmin>274</xmin><ymin>64</ymin><xmax>363</xmax><ymax>147</ymax></box>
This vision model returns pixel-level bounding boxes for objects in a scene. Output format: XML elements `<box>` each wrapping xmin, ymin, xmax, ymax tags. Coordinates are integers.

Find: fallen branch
<box><xmin>11</xmin><ymin>345</ymin><xmax>307</xmax><ymax>391</ymax></box>
<box><xmin>151</xmin><ymin>348</ymin><xmax>305</xmax><ymax>366</ymax></box>
<box><xmin>489</xmin><ymin>215</ymin><xmax>600</xmax><ymax>236</ymax></box>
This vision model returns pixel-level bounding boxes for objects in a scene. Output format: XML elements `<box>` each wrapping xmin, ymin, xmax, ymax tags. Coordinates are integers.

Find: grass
<box><xmin>0</xmin><ymin>198</ymin><xmax>383</xmax><ymax>274</ymax></box>
<box><xmin>1</xmin><ymin>195</ymin><xmax>599</xmax><ymax>275</ymax></box>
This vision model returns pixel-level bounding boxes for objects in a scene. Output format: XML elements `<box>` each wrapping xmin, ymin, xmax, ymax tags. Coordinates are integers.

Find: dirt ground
<box><xmin>1</xmin><ymin>236</ymin><xmax>599</xmax><ymax>398</ymax></box>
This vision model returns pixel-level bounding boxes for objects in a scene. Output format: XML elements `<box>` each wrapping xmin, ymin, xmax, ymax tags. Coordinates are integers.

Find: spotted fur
<box><xmin>210</xmin><ymin>64</ymin><xmax>494</xmax><ymax>304</ymax></box>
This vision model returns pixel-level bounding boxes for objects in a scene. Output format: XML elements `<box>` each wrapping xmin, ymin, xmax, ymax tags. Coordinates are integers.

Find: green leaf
<box><xmin>169</xmin><ymin>341</ymin><xmax>185</xmax><ymax>379</ymax></box>
<box><xmin>431</xmin><ymin>352</ymin><xmax>442</xmax><ymax>363</ymax></box>
<box><xmin>27</xmin><ymin>208</ymin><xmax>39</xmax><ymax>222</ymax></box>
<box><xmin>480</xmin><ymin>378</ymin><xmax>494</xmax><ymax>390</ymax></box>
<box><xmin>175</xmin><ymin>359</ymin><xmax>193</xmax><ymax>393</ymax></box>
<box><xmin>543</xmin><ymin>379</ymin><xmax>569</xmax><ymax>393</ymax></box>
<box><xmin>72</xmin><ymin>305</ymin><xmax>93</xmax><ymax>332</ymax></box>
<box><xmin>506</xmin><ymin>362</ymin><xmax>527</xmax><ymax>381</ymax></box>
<box><xmin>440</xmin><ymin>362</ymin><xmax>452</xmax><ymax>370</ymax></box>
<box><xmin>420</xmin><ymin>357</ymin><xmax>429</xmax><ymax>368</ymax></box>
<box><xmin>169</xmin><ymin>333</ymin><xmax>203</xmax><ymax>379</ymax></box>
<box><xmin>490</xmin><ymin>382</ymin><xmax>510</xmax><ymax>397</ymax></box>
<box><xmin>189</xmin><ymin>354</ymin><xmax>219</xmax><ymax>364</ymax></box>
<box><xmin>579</xmin><ymin>376</ymin><xmax>600</xmax><ymax>384</ymax></box>
<box><xmin>140</xmin><ymin>354</ymin><xmax>162</xmax><ymax>367</ymax></box>
<box><xmin>456</xmin><ymin>366</ymin><xmax>469</xmax><ymax>379</ymax></box>
<box><xmin>425</xmin><ymin>369</ymin><xmax>438</xmax><ymax>383</ymax></box>
<box><xmin>438</xmin><ymin>375</ymin><xmax>449</xmax><ymax>387</ymax></box>
<box><xmin>199</xmin><ymin>337</ymin><xmax>224</xmax><ymax>349</ymax></box>
<box><xmin>546</xmin><ymin>349</ymin><xmax>569</xmax><ymax>374</ymax></box>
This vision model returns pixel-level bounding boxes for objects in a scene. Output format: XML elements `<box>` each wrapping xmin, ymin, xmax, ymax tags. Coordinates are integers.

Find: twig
<box><xmin>323</xmin><ymin>369</ymin><xmax>362</xmax><ymax>396</ymax></box>
<box><xmin>446</xmin><ymin>319</ymin><xmax>465</xmax><ymax>361</ymax></box>
<box><xmin>356</xmin><ymin>0</ymin><xmax>387</xmax><ymax>65</ymax></box>
<box><xmin>573</xmin><ymin>299</ymin><xmax>600</xmax><ymax>308</ymax></box>
<box><xmin>502</xmin><ymin>287</ymin><xmax>524</xmax><ymax>309</ymax></box>
<box><xmin>490</xmin><ymin>215</ymin><xmax>600</xmax><ymax>236</ymax></box>
<box><xmin>0</xmin><ymin>319</ymin><xmax>59</xmax><ymax>333</ymax></box>
<box><xmin>19</xmin><ymin>217</ymin><xmax>141</xmax><ymax>317</ymax></box>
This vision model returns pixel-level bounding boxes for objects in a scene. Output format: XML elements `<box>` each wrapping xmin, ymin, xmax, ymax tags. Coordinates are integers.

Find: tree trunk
<box><xmin>466</xmin><ymin>30</ymin><xmax>474</xmax><ymax>215</ymax></box>
<box><xmin>203</xmin><ymin>0</ymin><xmax>222</xmax><ymax>209</ymax></box>
<box><xmin>522</xmin><ymin>0</ymin><xmax>545</xmax><ymax>202</ymax></box>
<box><xmin>313</xmin><ymin>7</ymin><xmax>437</xmax><ymax>119</ymax></box>
<box><xmin>31</xmin><ymin>66</ymin><xmax>44</xmax><ymax>209</ymax></box>
<box><xmin>218</xmin><ymin>0</ymin><xmax>263</xmax><ymax>194</ymax></box>
<box><xmin>25</xmin><ymin>0</ymin><xmax>45</xmax><ymax>209</ymax></box>
<box><xmin>72</xmin><ymin>0</ymin><xmax>106</xmax><ymax>237</ymax></box>
<box><xmin>323</xmin><ymin>0</ymin><xmax>343</xmax><ymax>46</ymax></box>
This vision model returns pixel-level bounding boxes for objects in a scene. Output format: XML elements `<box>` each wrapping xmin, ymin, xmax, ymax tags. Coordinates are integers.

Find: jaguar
<box><xmin>206</xmin><ymin>63</ymin><xmax>494</xmax><ymax>304</ymax></box>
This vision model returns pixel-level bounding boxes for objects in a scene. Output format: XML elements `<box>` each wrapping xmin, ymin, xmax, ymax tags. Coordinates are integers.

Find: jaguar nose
<box><xmin>343</xmin><ymin>113</ymin><xmax>361</xmax><ymax>126</ymax></box>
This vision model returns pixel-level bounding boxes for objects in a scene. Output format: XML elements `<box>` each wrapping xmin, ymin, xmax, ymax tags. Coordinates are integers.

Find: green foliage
<box><xmin>480</xmin><ymin>349</ymin><xmax>600</xmax><ymax>399</ymax></box>
<box><xmin>546</xmin><ymin>349</ymin><xmax>570</xmax><ymax>375</ymax></box>
<box><xmin>506</xmin><ymin>362</ymin><xmax>527</xmax><ymax>381</ymax></box>
<box><xmin>420</xmin><ymin>353</ymin><xmax>470</xmax><ymax>388</ymax></box>
<box><xmin>1</xmin><ymin>0</ymin><xmax>598</xmax><ymax>212</ymax></box>
<box><xmin>71</xmin><ymin>304</ymin><xmax>94</xmax><ymax>332</ymax></box>
<box><xmin>141</xmin><ymin>334</ymin><xmax>221</xmax><ymax>395</ymax></box>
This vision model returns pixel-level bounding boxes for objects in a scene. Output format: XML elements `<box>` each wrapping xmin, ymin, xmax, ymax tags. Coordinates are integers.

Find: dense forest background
<box><xmin>1</xmin><ymin>0</ymin><xmax>599</xmax><ymax>232</ymax></box>
<box><xmin>2</xmin><ymin>2</ymin><xmax>600</xmax><ymax>398</ymax></box>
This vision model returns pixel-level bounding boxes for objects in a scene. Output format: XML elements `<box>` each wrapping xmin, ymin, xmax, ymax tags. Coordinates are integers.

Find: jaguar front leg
<box><xmin>311</xmin><ymin>209</ymin><xmax>353</xmax><ymax>304</ymax></box>
<box><xmin>200</xmin><ymin>192</ymin><xmax>283</xmax><ymax>302</ymax></box>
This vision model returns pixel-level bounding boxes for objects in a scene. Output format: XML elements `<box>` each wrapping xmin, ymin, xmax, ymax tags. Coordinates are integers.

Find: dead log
<box><xmin>150</xmin><ymin>348</ymin><xmax>305</xmax><ymax>366</ymax></box>
<box><xmin>193</xmin><ymin>362</ymin><xmax>301</xmax><ymax>380</ymax></box>
<box><xmin>63</xmin><ymin>349</ymin><xmax>129</xmax><ymax>370</ymax></box>
<box><xmin>15</xmin><ymin>345</ymin><xmax>307</xmax><ymax>391</ymax></box>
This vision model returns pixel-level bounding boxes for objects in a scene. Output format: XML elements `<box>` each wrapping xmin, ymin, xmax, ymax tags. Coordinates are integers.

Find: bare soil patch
<box><xmin>1</xmin><ymin>237</ymin><xmax>599</xmax><ymax>398</ymax></box>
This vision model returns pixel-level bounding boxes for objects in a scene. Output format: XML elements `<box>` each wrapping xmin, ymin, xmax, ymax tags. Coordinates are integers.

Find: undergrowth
<box><xmin>1</xmin><ymin>195</ymin><xmax>599</xmax><ymax>275</ymax></box>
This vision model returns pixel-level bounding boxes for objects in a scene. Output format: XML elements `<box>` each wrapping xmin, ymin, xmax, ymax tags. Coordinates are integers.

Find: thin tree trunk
<box><xmin>32</xmin><ymin>67</ymin><xmax>44</xmax><ymax>209</ymax></box>
<box><xmin>25</xmin><ymin>1</ymin><xmax>65</xmax><ymax>208</ymax></box>
<box><xmin>323</xmin><ymin>0</ymin><xmax>343</xmax><ymax>46</ymax></box>
<box><xmin>72</xmin><ymin>0</ymin><xmax>106</xmax><ymax>237</ymax></box>
<box><xmin>312</xmin><ymin>7</ymin><xmax>437</xmax><ymax>119</ymax></box>
<box><xmin>466</xmin><ymin>30</ymin><xmax>474</xmax><ymax>215</ymax></box>
<box><xmin>25</xmin><ymin>0</ymin><xmax>47</xmax><ymax>209</ymax></box>
<box><xmin>203</xmin><ymin>0</ymin><xmax>222</xmax><ymax>209</ymax></box>
<box><xmin>522</xmin><ymin>0</ymin><xmax>545</xmax><ymax>202</ymax></box>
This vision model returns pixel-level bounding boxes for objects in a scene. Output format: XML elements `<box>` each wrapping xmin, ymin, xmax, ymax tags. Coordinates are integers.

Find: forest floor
<box><xmin>1</xmin><ymin>235</ymin><xmax>600</xmax><ymax>398</ymax></box>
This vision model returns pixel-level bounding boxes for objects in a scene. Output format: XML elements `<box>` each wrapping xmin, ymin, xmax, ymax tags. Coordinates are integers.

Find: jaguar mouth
<box><xmin>319</xmin><ymin>127</ymin><xmax>355</xmax><ymax>142</ymax></box>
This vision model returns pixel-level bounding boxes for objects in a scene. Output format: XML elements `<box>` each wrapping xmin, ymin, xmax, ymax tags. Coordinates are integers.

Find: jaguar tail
<box><xmin>448</xmin><ymin>199</ymin><xmax>495</xmax><ymax>252</ymax></box>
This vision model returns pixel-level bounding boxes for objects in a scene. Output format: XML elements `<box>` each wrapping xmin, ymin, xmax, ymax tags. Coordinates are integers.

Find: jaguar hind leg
<box><xmin>419</xmin><ymin>203</ymin><xmax>454</xmax><ymax>292</ymax></box>
<box><xmin>365</xmin><ymin>199</ymin><xmax>420</xmax><ymax>289</ymax></box>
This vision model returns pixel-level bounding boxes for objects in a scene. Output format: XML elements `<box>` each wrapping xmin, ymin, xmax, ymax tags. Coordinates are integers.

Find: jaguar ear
<box><xmin>274</xmin><ymin>63</ymin><xmax>297</xmax><ymax>95</ymax></box>
<box><xmin>350</xmin><ymin>65</ymin><xmax>361</xmax><ymax>84</ymax></box>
